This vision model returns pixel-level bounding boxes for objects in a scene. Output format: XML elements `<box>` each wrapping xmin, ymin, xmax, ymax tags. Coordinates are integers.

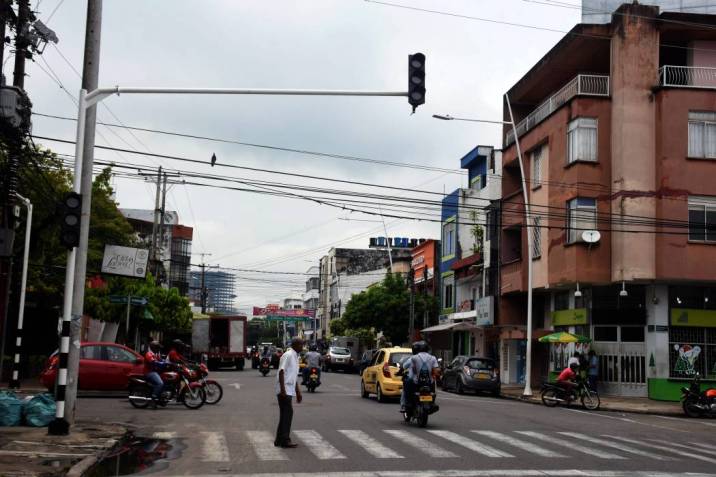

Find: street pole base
<box><xmin>48</xmin><ymin>418</ymin><xmax>70</xmax><ymax>435</ymax></box>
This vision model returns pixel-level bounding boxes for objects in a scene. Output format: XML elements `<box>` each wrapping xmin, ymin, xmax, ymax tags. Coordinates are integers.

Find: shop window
<box><xmin>593</xmin><ymin>326</ymin><xmax>618</xmax><ymax>342</ymax></box>
<box><xmin>567</xmin><ymin>197</ymin><xmax>597</xmax><ymax>244</ymax></box>
<box><xmin>669</xmin><ymin>327</ymin><xmax>716</xmax><ymax>379</ymax></box>
<box><xmin>688</xmin><ymin>111</ymin><xmax>716</xmax><ymax>159</ymax></box>
<box><xmin>688</xmin><ymin>196</ymin><xmax>716</xmax><ymax>242</ymax></box>
<box><xmin>567</xmin><ymin>117</ymin><xmax>597</xmax><ymax>163</ymax></box>
<box><xmin>620</xmin><ymin>326</ymin><xmax>645</xmax><ymax>342</ymax></box>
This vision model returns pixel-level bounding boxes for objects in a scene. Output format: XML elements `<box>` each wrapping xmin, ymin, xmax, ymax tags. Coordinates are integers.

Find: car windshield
<box><xmin>331</xmin><ymin>347</ymin><xmax>350</xmax><ymax>355</ymax></box>
<box><xmin>388</xmin><ymin>352</ymin><xmax>411</xmax><ymax>366</ymax></box>
<box><xmin>466</xmin><ymin>358</ymin><xmax>494</xmax><ymax>370</ymax></box>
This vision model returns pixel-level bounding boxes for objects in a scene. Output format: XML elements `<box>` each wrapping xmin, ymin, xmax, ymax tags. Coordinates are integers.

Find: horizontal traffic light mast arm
<box><xmin>84</xmin><ymin>87</ymin><xmax>409</xmax><ymax>107</ymax></box>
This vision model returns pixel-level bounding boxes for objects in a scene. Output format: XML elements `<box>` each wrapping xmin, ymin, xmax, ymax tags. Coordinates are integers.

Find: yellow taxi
<box><xmin>360</xmin><ymin>346</ymin><xmax>412</xmax><ymax>402</ymax></box>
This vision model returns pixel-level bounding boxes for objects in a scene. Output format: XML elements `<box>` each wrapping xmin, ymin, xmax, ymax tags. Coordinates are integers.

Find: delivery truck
<box><xmin>192</xmin><ymin>315</ymin><xmax>247</xmax><ymax>370</ymax></box>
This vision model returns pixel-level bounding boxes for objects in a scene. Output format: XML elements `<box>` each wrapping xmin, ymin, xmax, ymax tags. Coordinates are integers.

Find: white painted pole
<box><xmin>9</xmin><ymin>195</ymin><xmax>31</xmax><ymax>388</ymax></box>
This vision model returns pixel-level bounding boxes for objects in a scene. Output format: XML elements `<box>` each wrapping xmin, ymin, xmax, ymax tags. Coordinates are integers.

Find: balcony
<box><xmin>505</xmin><ymin>74</ymin><xmax>610</xmax><ymax>146</ymax></box>
<box><xmin>660</xmin><ymin>65</ymin><xmax>716</xmax><ymax>89</ymax></box>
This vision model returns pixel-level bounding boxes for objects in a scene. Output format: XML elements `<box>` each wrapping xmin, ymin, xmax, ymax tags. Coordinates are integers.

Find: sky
<box><xmin>20</xmin><ymin>0</ymin><xmax>582</xmax><ymax>312</ymax></box>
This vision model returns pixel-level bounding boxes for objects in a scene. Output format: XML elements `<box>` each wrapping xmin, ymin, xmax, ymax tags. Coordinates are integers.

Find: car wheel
<box><xmin>377</xmin><ymin>384</ymin><xmax>387</xmax><ymax>403</ymax></box>
<box><xmin>361</xmin><ymin>380</ymin><xmax>369</xmax><ymax>399</ymax></box>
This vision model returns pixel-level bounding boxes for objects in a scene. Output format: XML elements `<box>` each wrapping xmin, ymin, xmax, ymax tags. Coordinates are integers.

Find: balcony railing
<box><xmin>660</xmin><ymin>65</ymin><xmax>716</xmax><ymax>89</ymax></box>
<box><xmin>505</xmin><ymin>74</ymin><xmax>610</xmax><ymax>146</ymax></box>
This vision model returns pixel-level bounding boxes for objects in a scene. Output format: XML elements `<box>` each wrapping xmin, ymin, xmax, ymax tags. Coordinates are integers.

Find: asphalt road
<box><xmin>77</xmin><ymin>369</ymin><xmax>716</xmax><ymax>477</ymax></box>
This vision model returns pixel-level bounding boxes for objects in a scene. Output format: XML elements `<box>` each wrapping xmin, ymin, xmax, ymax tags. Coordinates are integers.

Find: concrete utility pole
<box><xmin>408</xmin><ymin>268</ymin><xmax>415</xmax><ymax>341</ymax></box>
<box><xmin>150</xmin><ymin>166</ymin><xmax>162</xmax><ymax>279</ymax></box>
<box><xmin>158</xmin><ymin>171</ymin><xmax>168</xmax><ymax>285</ymax></box>
<box><xmin>12</xmin><ymin>0</ymin><xmax>29</xmax><ymax>89</ymax></box>
<box><xmin>8</xmin><ymin>194</ymin><xmax>30</xmax><ymax>389</ymax></box>
<box><xmin>197</xmin><ymin>253</ymin><xmax>211</xmax><ymax>314</ymax></box>
<box><xmin>50</xmin><ymin>0</ymin><xmax>102</xmax><ymax>435</ymax></box>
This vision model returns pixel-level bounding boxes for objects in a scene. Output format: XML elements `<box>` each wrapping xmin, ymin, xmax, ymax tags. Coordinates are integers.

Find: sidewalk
<box><xmin>500</xmin><ymin>385</ymin><xmax>683</xmax><ymax>416</ymax></box>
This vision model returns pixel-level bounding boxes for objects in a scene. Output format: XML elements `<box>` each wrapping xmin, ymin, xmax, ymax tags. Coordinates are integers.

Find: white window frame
<box><xmin>688</xmin><ymin>196</ymin><xmax>716</xmax><ymax>243</ymax></box>
<box><xmin>688</xmin><ymin>111</ymin><xmax>716</xmax><ymax>159</ymax></box>
<box><xmin>532</xmin><ymin>145</ymin><xmax>543</xmax><ymax>188</ymax></box>
<box><xmin>567</xmin><ymin>197</ymin><xmax>597</xmax><ymax>244</ymax></box>
<box><xmin>567</xmin><ymin>117</ymin><xmax>597</xmax><ymax>164</ymax></box>
<box><xmin>532</xmin><ymin>216</ymin><xmax>542</xmax><ymax>259</ymax></box>
<box><xmin>442</xmin><ymin>221</ymin><xmax>456</xmax><ymax>257</ymax></box>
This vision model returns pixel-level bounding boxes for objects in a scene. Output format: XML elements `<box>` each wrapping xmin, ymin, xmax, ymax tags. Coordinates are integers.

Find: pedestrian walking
<box><xmin>587</xmin><ymin>350</ymin><xmax>599</xmax><ymax>391</ymax></box>
<box><xmin>274</xmin><ymin>338</ymin><xmax>303</xmax><ymax>448</ymax></box>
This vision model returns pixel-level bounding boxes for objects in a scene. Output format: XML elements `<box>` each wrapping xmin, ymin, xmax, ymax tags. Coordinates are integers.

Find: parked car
<box><xmin>40</xmin><ymin>342</ymin><xmax>144</xmax><ymax>391</ymax></box>
<box><xmin>358</xmin><ymin>349</ymin><xmax>377</xmax><ymax>376</ymax></box>
<box><xmin>441</xmin><ymin>355</ymin><xmax>500</xmax><ymax>396</ymax></box>
<box><xmin>360</xmin><ymin>346</ymin><xmax>412</xmax><ymax>402</ymax></box>
<box><xmin>323</xmin><ymin>346</ymin><xmax>354</xmax><ymax>372</ymax></box>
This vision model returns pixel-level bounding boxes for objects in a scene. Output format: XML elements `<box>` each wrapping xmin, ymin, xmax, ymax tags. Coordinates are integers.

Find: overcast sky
<box><xmin>22</xmin><ymin>0</ymin><xmax>581</xmax><ymax>312</ymax></box>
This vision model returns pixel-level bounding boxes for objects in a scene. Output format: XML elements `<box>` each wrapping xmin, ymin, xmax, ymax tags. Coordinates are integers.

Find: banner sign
<box><xmin>266</xmin><ymin>315</ymin><xmax>311</xmax><ymax>323</ymax></box>
<box><xmin>369</xmin><ymin>237</ymin><xmax>425</xmax><ymax>249</ymax></box>
<box><xmin>552</xmin><ymin>308</ymin><xmax>588</xmax><ymax>327</ymax></box>
<box><xmin>475</xmin><ymin>296</ymin><xmax>494</xmax><ymax>326</ymax></box>
<box><xmin>671</xmin><ymin>308</ymin><xmax>716</xmax><ymax>327</ymax></box>
<box><xmin>253</xmin><ymin>307</ymin><xmax>316</xmax><ymax>318</ymax></box>
<box><xmin>101</xmin><ymin>245</ymin><xmax>149</xmax><ymax>278</ymax></box>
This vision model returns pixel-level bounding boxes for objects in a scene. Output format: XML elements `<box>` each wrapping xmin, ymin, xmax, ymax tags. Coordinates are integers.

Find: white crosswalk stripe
<box><xmin>558</xmin><ymin>432</ymin><xmax>673</xmax><ymax>461</ymax></box>
<box><xmin>604</xmin><ymin>435</ymin><xmax>716</xmax><ymax>464</ymax></box>
<box><xmin>152</xmin><ymin>431</ymin><xmax>177</xmax><ymax>439</ymax></box>
<box><xmin>294</xmin><ymin>430</ymin><xmax>347</xmax><ymax>460</ymax></box>
<box><xmin>474</xmin><ymin>430</ymin><xmax>565</xmax><ymax>458</ymax></box>
<box><xmin>383</xmin><ymin>430</ymin><xmax>457</xmax><ymax>458</ymax></box>
<box><xmin>651</xmin><ymin>439</ymin><xmax>716</xmax><ymax>457</ymax></box>
<box><xmin>691</xmin><ymin>441</ymin><xmax>716</xmax><ymax>452</ymax></box>
<box><xmin>245</xmin><ymin>430</ymin><xmax>288</xmax><ymax>461</ymax></box>
<box><xmin>200</xmin><ymin>431</ymin><xmax>230</xmax><ymax>462</ymax></box>
<box><xmin>428</xmin><ymin>430</ymin><xmax>513</xmax><ymax>458</ymax></box>
<box><xmin>516</xmin><ymin>431</ymin><xmax>625</xmax><ymax>459</ymax></box>
<box><xmin>338</xmin><ymin>430</ymin><xmax>403</xmax><ymax>458</ymax></box>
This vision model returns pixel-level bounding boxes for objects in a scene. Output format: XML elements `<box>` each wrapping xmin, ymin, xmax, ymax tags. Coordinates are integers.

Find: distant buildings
<box><xmin>189</xmin><ymin>269</ymin><xmax>237</xmax><ymax>314</ymax></box>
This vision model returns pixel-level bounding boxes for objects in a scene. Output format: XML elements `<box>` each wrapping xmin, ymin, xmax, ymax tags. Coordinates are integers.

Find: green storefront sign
<box><xmin>670</xmin><ymin>308</ymin><xmax>716</xmax><ymax>327</ymax></box>
<box><xmin>551</xmin><ymin>308</ymin><xmax>587</xmax><ymax>327</ymax></box>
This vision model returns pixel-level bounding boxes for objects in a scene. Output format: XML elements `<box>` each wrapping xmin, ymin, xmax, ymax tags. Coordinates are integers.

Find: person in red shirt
<box><xmin>144</xmin><ymin>341</ymin><xmax>165</xmax><ymax>405</ymax></box>
<box><xmin>557</xmin><ymin>361</ymin><xmax>580</xmax><ymax>400</ymax></box>
<box><xmin>167</xmin><ymin>340</ymin><xmax>188</xmax><ymax>365</ymax></box>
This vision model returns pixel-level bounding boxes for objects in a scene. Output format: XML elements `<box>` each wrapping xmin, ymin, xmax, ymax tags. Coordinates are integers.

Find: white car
<box><xmin>323</xmin><ymin>346</ymin><xmax>354</xmax><ymax>372</ymax></box>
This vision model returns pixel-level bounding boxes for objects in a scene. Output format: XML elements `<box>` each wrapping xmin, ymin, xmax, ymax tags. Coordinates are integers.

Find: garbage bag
<box><xmin>0</xmin><ymin>391</ymin><xmax>23</xmax><ymax>426</ymax></box>
<box><xmin>23</xmin><ymin>393</ymin><xmax>56</xmax><ymax>427</ymax></box>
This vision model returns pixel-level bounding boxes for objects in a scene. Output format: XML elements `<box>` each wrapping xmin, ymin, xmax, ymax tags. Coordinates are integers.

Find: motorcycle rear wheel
<box><xmin>683</xmin><ymin>397</ymin><xmax>703</xmax><ymax>418</ymax></box>
<box><xmin>128</xmin><ymin>386</ymin><xmax>151</xmax><ymax>409</ymax></box>
<box><xmin>581</xmin><ymin>389</ymin><xmax>600</xmax><ymax>410</ymax></box>
<box><xmin>182</xmin><ymin>387</ymin><xmax>206</xmax><ymax>409</ymax></box>
<box><xmin>417</xmin><ymin>411</ymin><xmax>429</xmax><ymax>428</ymax></box>
<box><xmin>541</xmin><ymin>388</ymin><xmax>559</xmax><ymax>407</ymax></box>
<box><xmin>204</xmin><ymin>381</ymin><xmax>223</xmax><ymax>405</ymax></box>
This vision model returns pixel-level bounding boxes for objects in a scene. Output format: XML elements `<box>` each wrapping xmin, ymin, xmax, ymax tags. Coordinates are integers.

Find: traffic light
<box><xmin>408</xmin><ymin>52</ymin><xmax>426</xmax><ymax>112</ymax></box>
<box><xmin>59</xmin><ymin>192</ymin><xmax>82</xmax><ymax>249</ymax></box>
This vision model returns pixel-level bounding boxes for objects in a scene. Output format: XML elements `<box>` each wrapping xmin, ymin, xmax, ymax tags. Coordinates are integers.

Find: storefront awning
<box><xmin>421</xmin><ymin>322</ymin><xmax>480</xmax><ymax>333</ymax></box>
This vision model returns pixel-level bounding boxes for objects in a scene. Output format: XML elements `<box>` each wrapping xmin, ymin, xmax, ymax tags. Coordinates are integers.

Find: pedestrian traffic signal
<box><xmin>408</xmin><ymin>53</ymin><xmax>426</xmax><ymax>112</ymax></box>
<box><xmin>59</xmin><ymin>192</ymin><xmax>82</xmax><ymax>249</ymax></box>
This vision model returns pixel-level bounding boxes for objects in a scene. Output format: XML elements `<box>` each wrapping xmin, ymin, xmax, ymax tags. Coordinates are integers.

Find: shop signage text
<box><xmin>670</xmin><ymin>308</ymin><xmax>716</xmax><ymax>327</ymax></box>
<box><xmin>101</xmin><ymin>245</ymin><xmax>149</xmax><ymax>278</ymax></box>
<box><xmin>475</xmin><ymin>296</ymin><xmax>494</xmax><ymax>326</ymax></box>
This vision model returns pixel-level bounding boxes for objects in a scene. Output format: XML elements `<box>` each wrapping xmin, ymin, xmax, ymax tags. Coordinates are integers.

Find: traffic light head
<box><xmin>60</xmin><ymin>192</ymin><xmax>82</xmax><ymax>249</ymax></box>
<box><xmin>408</xmin><ymin>53</ymin><xmax>426</xmax><ymax>112</ymax></box>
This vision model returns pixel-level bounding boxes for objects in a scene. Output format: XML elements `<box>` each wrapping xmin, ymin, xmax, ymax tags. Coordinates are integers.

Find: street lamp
<box><xmin>433</xmin><ymin>94</ymin><xmax>535</xmax><ymax>397</ymax></box>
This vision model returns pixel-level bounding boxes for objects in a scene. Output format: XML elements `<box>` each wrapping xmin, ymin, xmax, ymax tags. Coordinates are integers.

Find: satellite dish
<box><xmin>582</xmin><ymin>230</ymin><xmax>601</xmax><ymax>243</ymax></box>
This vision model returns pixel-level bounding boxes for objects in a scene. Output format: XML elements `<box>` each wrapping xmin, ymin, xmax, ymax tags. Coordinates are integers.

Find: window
<box><xmin>80</xmin><ymin>345</ymin><xmax>103</xmax><ymax>360</ymax></box>
<box><xmin>567</xmin><ymin>197</ymin><xmax>597</xmax><ymax>244</ymax></box>
<box><xmin>688</xmin><ymin>196</ymin><xmax>716</xmax><ymax>242</ymax></box>
<box><xmin>669</xmin><ymin>327</ymin><xmax>716</xmax><ymax>379</ymax></box>
<box><xmin>567</xmin><ymin>117</ymin><xmax>597</xmax><ymax>163</ymax></box>
<box><xmin>105</xmin><ymin>346</ymin><xmax>137</xmax><ymax>363</ymax></box>
<box><xmin>532</xmin><ymin>146</ymin><xmax>543</xmax><ymax>187</ymax></box>
<box><xmin>442</xmin><ymin>221</ymin><xmax>456</xmax><ymax>257</ymax></box>
<box><xmin>388</xmin><ymin>352</ymin><xmax>411</xmax><ymax>366</ymax></box>
<box><xmin>442</xmin><ymin>274</ymin><xmax>454</xmax><ymax>310</ymax></box>
<box><xmin>688</xmin><ymin>111</ymin><xmax>716</xmax><ymax>158</ymax></box>
<box><xmin>532</xmin><ymin>216</ymin><xmax>542</xmax><ymax>259</ymax></box>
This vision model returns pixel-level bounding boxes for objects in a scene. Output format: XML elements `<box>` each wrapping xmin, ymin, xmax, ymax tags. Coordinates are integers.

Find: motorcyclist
<box><xmin>301</xmin><ymin>344</ymin><xmax>322</xmax><ymax>385</ymax></box>
<box><xmin>557</xmin><ymin>361</ymin><xmax>580</xmax><ymax>400</ymax></box>
<box><xmin>404</xmin><ymin>341</ymin><xmax>440</xmax><ymax>412</ymax></box>
<box><xmin>397</xmin><ymin>350</ymin><xmax>415</xmax><ymax>413</ymax></box>
<box><xmin>144</xmin><ymin>341</ymin><xmax>165</xmax><ymax>407</ymax></box>
<box><xmin>167</xmin><ymin>339</ymin><xmax>188</xmax><ymax>365</ymax></box>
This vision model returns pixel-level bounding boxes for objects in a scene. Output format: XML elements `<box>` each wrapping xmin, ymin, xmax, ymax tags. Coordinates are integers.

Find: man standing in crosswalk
<box><xmin>275</xmin><ymin>338</ymin><xmax>303</xmax><ymax>448</ymax></box>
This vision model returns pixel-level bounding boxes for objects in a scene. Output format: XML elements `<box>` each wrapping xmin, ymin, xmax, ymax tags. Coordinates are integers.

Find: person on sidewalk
<box><xmin>587</xmin><ymin>350</ymin><xmax>599</xmax><ymax>391</ymax></box>
<box><xmin>274</xmin><ymin>338</ymin><xmax>303</xmax><ymax>448</ymax></box>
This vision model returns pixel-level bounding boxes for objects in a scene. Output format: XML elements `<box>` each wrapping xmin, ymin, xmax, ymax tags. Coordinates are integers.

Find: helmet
<box><xmin>149</xmin><ymin>341</ymin><xmax>162</xmax><ymax>351</ymax></box>
<box><xmin>569</xmin><ymin>361</ymin><xmax>579</xmax><ymax>370</ymax></box>
<box><xmin>309</xmin><ymin>344</ymin><xmax>317</xmax><ymax>352</ymax></box>
<box><xmin>172</xmin><ymin>339</ymin><xmax>185</xmax><ymax>349</ymax></box>
<box><xmin>411</xmin><ymin>341</ymin><xmax>428</xmax><ymax>354</ymax></box>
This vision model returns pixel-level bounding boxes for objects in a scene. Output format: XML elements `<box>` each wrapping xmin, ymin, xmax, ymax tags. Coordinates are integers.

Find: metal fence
<box><xmin>660</xmin><ymin>65</ymin><xmax>716</xmax><ymax>89</ymax></box>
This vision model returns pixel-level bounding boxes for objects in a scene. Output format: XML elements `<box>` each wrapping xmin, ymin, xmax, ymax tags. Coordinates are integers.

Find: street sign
<box><xmin>108</xmin><ymin>295</ymin><xmax>148</xmax><ymax>306</ymax></box>
<box><xmin>101</xmin><ymin>245</ymin><xmax>149</xmax><ymax>278</ymax></box>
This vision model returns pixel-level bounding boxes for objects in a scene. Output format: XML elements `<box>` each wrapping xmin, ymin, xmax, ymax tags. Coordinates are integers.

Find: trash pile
<box><xmin>0</xmin><ymin>391</ymin><xmax>56</xmax><ymax>427</ymax></box>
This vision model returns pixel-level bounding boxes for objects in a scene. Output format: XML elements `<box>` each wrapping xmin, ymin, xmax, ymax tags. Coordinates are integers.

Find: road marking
<box><xmin>604</xmin><ymin>435</ymin><xmax>716</xmax><ymax>464</ymax></box>
<box><xmin>293</xmin><ymin>430</ymin><xmax>346</xmax><ymax>460</ymax></box>
<box><xmin>654</xmin><ymin>415</ymin><xmax>716</xmax><ymax>427</ymax></box>
<box><xmin>561</xmin><ymin>408</ymin><xmax>689</xmax><ymax>433</ymax></box>
<box><xmin>331</xmin><ymin>384</ymin><xmax>351</xmax><ymax>391</ymax></box>
<box><xmin>245</xmin><ymin>430</ymin><xmax>288</xmax><ymax>461</ymax></box>
<box><xmin>157</xmin><ymin>470</ymin><xmax>716</xmax><ymax>477</ymax></box>
<box><xmin>558</xmin><ymin>432</ymin><xmax>672</xmax><ymax>461</ymax></box>
<box><xmin>229</xmin><ymin>383</ymin><xmax>241</xmax><ymax>390</ymax></box>
<box><xmin>691</xmin><ymin>441</ymin><xmax>716</xmax><ymax>452</ymax></box>
<box><xmin>152</xmin><ymin>431</ymin><xmax>177</xmax><ymax>439</ymax></box>
<box><xmin>650</xmin><ymin>439</ymin><xmax>716</xmax><ymax>457</ymax></box>
<box><xmin>516</xmin><ymin>431</ymin><xmax>625</xmax><ymax>459</ymax></box>
<box><xmin>383</xmin><ymin>430</ymin><xmax>457</xmax><ymax>458</ymax></box>
<box><xmin>200</xmin><ymin>432</ymin><xmax>230</xmax><ymax>462</ymax></box>
<box><xmin>338</xmin><ymin>429</ymin><xmax>403</xmax><ymax>458</ymax></box>
<box><xmin>474</xmin><ymin>431</ymin><xmax>564</xmax><ymax>458</ymax></box>
<box><xmin>427</xmin><ymin>430</ymin><xmax>513</xmax><ymax>458</ymax></box>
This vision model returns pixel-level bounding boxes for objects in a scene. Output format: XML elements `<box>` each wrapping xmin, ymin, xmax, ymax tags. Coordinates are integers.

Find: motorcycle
<box><xmin>403</xmin><ymin>382</ymin><xmax>439</xmax><ymax>428</ymax></box>
<box><xmin>251</xmin><ymin>349</ymin><xmax>260</xmax><ymax>369</ymax></box>
<box><xmin>129</xmin><ymin>364</ymin><xmax>207</xmax><ymax>410</ymax></box>
<box><xmin>681</xmin><ymin>373</ymin><xmax>716</xmax><ymax>418</ymax></box>
<box><xmin>305</xmin><ymin>367</ymin><xmax>320</xmax><ymax>393</ymax></box>
<box><xmin>186</xmin><ymin>362</ymin><xmax>223</xmax><ymax>405</ymax></box>
<box><xmin>541</xmin><ymin>378</ymin><xmax>600</xmax><ymax>410</ymax></box>
<box><xmin>259</xmin><ymin>357</ymin><xmax>271</xmax><ymax>376</ymax></box>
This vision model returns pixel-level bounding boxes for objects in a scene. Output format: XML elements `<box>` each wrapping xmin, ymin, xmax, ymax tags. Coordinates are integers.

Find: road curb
<box><xmin>499</xmin><ymin>391</ymin><xmax>683</xmax><ymax>417</ymax></box>
<box><xmin>66</xmin><ymin>455</ymin><xmax>98</xmax><ymax>477</ymax></box>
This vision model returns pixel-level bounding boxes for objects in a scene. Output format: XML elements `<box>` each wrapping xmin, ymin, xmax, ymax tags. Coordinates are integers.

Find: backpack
<box><xmin>416</xmin><ymin>354</ymin><xmax>432</xmax><ymax>386</ymax></box>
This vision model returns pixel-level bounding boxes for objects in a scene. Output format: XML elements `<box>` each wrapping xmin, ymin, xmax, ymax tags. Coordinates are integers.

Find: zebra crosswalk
<box><xmin>151</xmin><ymin>428</ymin><xmax>716</xmax><ymax>465</ymax></box>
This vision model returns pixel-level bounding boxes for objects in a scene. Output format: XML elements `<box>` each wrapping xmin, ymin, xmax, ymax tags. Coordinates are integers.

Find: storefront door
<box><xmin>592</xmin><ymin>325</ymin><xmax>646</xmax><ymax>397</ymax></box>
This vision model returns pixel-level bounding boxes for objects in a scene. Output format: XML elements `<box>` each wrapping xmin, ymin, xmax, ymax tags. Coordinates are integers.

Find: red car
<box><xmin>41</xmin><ymin>342</ymin><xmax>145</xmax><ymax>391</ymax></box>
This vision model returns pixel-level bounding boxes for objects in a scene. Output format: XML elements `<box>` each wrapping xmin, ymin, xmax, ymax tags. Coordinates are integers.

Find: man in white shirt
<box><xmin>274</xmin><ymin>338</ymin><xmax>303</xmax><ymax>448</ymax></box>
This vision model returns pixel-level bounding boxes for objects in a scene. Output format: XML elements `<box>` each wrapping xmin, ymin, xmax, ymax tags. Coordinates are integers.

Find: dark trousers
<box><xmin>275</xmin><ymin>394</ymin><xmax>294</xmax><ymax>446</ymax></box>
<box><xmin>587</xmin><ymin>375</ymin><xmax>598</xmax><ymax>391</ymax></box>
